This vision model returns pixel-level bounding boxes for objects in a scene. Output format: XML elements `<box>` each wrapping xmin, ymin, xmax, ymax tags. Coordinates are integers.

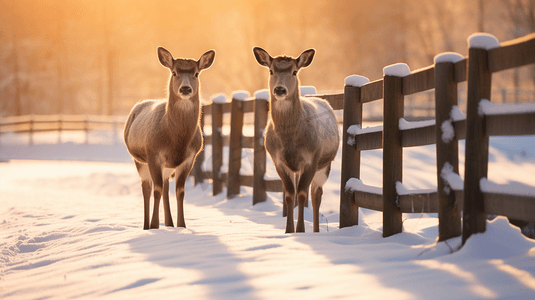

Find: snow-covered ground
<box><xmin>1</xmin><ymin>129</ymin><xmax>535</xmax><ymax>299</ymax></box>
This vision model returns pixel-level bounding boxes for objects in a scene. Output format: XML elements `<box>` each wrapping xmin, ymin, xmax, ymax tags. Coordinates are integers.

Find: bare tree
<box><xmin>408</xmin><ymin>0</ymin><xmax>457</xmax><ymax>66</ymax></box>
<box><xmin>506</xmin><ymin>0</ymin><xmax>535</xmax><ymax>36</ymax></box>
<box><xmin>100</xmin><ymin>1</ymin><xmax>116</xmax><ymax>116</ymax></box>
<box><xmin>478</xmin><ymin>0</ymin><xmax>485</xmax><ymax>32</ymax></box>
<box><xmin>54</xmin><ymin>0</ymin><xmax>67</xmax><ymax>115</ymax></box>
<box><xmin>7</xmin><ymin>3</ymin><xmax>24</xmax><ymax>117</ymax></box>
<box><xmin>11</xmin><ymin>26</ymin><xmax>22</xmax><ymax>116</ymax></box>
<box><xmin>504</xmin><ymin>0</ymin><xmax>535</xmax><ymax>89</ymax></box>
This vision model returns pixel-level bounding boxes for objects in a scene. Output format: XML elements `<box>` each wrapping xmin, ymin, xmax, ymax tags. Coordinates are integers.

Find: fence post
<box><xmin>58</xmin><ymin>115</ymin><xmax>63</xmax><ymax>144</ymax></box>
<box><xmin>227</xmin><ymin>96</ymin><xmax>245</xmax><ymax>198</ymax></box>
<box><xmin>29</xmin><ymin>115</ymin><xmax>34</xmax><ymax>145</ymax></box>
<box><xmin>253</xmin><ymin>92</ymin><xmax>268</xmax><ymax>205</ymax></box>
<box><xmin>463</xmin><ymin>40</ymin><xmax>494</xmax><ymax>244</ymax></box>
<box><xmin>84</xmin><ymin>115</ymin><xmax>89</xmax><ymax>144</ymax></box>
<box><xmin>193</xmin><ymin>105</ymin><xmax>205</xmax><ymax>186</ymax></box>
<box><xmin>212</xmin><ymin>101</ymin><xmax>224</xmax><ymax>196</ymax></box>
<box><xmin>340</xmin><ymin>80</ymin><xmax>364</xmax><ymax>228</ymax></box>
<box><xmin>113</xmin><ymin>115</ymin><xmax>118</xmax><ymax>144</ymax></box>
<box><xmin>383</xmin><ymin>68</ymin><xmax>405</xmax><ymax>238</ymax></box>
<box><xmin>435</xmin><ymin>57</ymin><xmax>462</xmax><ymax>241</ymax></box>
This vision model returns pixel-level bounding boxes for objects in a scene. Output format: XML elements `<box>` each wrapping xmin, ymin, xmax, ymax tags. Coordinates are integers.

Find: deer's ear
<box><xmin>253</xmin><ymin>47</ymin><xmax>272</xmax><ymax>68</ymax></box>
<box><xmin>157</xmin><ymin>47</ymin><xmax>174</xmax><ymax>69</ymax></box>
<box><xmin>198</xmin><ymin>50</ymin><xmax>216</xmax><ymax>71</ymax></box>
<box><xmin>296</xmin><ymin>49</ymin><xmax>315</xmax><ymax>69</ymax></box>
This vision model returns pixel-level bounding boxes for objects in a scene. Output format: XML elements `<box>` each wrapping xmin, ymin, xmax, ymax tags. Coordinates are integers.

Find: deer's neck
<box><xmin>270</xmin><ymin>93</ymin><xmax>303</xmax><ymax>135</ymax></box>
<box><xmin>165</xmin><ymin>93</ymin><xmax>200</xmax><ymax>142</ymax></box>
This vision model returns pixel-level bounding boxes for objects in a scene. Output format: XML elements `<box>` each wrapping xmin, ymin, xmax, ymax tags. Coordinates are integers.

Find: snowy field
<box><xmin>1</xmin><ymin>129</ymin><xmax>535</xmax><ymax>299</ymax></box>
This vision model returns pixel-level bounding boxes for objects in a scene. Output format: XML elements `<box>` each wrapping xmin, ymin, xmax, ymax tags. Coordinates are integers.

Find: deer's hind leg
<box><xmin>135</xmin><ymin>162</ymin><xmax>152</xmax><ymax>230</ymax></box>
<box><xmin>275</xmin><ymin>166</ymin><xmax>296</xmax><ymax>233</ymax></box>
<box><xmin>148</xmin><ymin>158</ymin><xmax>164</xmax><ymax>229</ymax></box>
<box><xmin>174</xmin><ymin>157</ymin><xmax>196</xmax><ymax>228</ymax></box>
<box><xmin>296</xmin><ymin>166</ymin><xmax>316</xmax><ymax>233</ymax></box>
<box><xmin>311</xmin><ymin>165</ymin><xmax>330</xmax><ymax>232</ymax></box>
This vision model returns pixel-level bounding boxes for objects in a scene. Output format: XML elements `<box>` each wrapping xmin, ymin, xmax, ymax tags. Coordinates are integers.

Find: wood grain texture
<box><xmin>435</xmin><ymin>61</ymin><xmax>461</xmax><ymax>241</ymax></box>
<box><xmin>382</xmin><ymin>75</ymin><xmax>404</xmax><ymax>237</ymax></box>
<box><xmin>463</xmin><ymin>47</ymin><xmax>491</xmax><ymax>244</ymax></box>
<box><xmin>340</xmin><ymin>85</ymin><xmax>362</xmax><ymax>228</ymax></box>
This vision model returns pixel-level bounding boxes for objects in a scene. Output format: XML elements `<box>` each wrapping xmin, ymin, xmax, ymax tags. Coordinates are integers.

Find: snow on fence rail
<box><xmin>342</xmin><ymin>32</ymin><xmax>535</xmax><ymax>244</ymax></box>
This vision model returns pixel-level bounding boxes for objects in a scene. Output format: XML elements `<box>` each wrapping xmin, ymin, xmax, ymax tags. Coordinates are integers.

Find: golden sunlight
<box><xmin>0</xmin><ymin>0</ymin><xmax>532</xmax><ymax>116</ymax></box>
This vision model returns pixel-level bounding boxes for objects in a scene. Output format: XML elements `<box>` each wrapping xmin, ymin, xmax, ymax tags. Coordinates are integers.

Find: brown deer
<box><xmin>253</xmin><ymin>47</ymin><xmax>340</xmax><ymax>233</ymax></box>
<box><xmin>124</xmin><ymin>47</ymin><xmax>215</xmax><ymax>229</ymax></box>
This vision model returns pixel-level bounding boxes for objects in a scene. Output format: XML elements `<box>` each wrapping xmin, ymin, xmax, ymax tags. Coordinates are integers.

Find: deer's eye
<box><xmin>195</xmin><ymin>73</ymin><xmax>199</xmax><ymax>78</ymax></box>
<box><xmin>269</xmin><ymin>70</ymin><xmax>273</xmax><ymax>75</ymax></box>
<box><xmin>293</xmin><ymin>71</ymin><xmax>297</xmax><ymax>76</ymax></box>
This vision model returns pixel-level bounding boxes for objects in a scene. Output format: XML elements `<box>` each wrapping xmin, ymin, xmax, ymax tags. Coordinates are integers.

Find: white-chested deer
<box><xmin>124</xmin><ymin>47</ymin><xmax>215</xmax><ymax>229</ymax></box>
<box><xmin>253</xmin><ymin>47</ymin><xmax>340</xmax><ymax>233</ymax></box>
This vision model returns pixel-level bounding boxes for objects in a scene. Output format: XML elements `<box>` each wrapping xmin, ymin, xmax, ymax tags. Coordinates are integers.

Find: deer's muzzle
<box><xmin>274</xmin><ymin>86</ymin><xmax>287</xmax><ymax>96</ymax></box>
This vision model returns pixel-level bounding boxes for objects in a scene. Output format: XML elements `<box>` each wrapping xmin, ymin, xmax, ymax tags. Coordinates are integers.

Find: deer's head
<box><xmin>158</xmin><ymin>47</ymin><xmax>215</xmax><ymax>100</ymax></box>
<box><xmin>253</xmin><ymin>47</ymin><xmax>315</xmax><ymax>101</ymax></box>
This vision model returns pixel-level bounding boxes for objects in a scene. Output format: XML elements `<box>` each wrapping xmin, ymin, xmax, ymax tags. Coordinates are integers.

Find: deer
<box><xmin>253</xmin><ymin>47</ymin><xmax>340</xmax><ymax>233</ymax></box>
<box><xmin>124</xmin><ymin>47</ymin><xmax>215</xmax><ymax>230</ymax></box>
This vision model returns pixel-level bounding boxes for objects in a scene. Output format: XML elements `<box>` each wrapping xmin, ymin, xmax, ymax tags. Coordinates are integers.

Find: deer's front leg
<box><xmin>141</xmin><ymin>180</ymin><xmax>152</xmax><ymax>230</ymax></box>
<box><xmin>148</xmin><ymin>159</ymin><xmax>164</xmax><ymax>229</ymax></box>
<box><xmin>310</xmin><ymin>181</ymin><xmax>323</xmax><ymax>233</ymax></box>
<box><xmin>162</xmin><ymin>177</ymin><xmax>174</xmax><ymax>227</ymax></box>
<box><xmin>175</xmin><ymin>177</ymin><xmax>187</xmax><ymax>228</ymax></box>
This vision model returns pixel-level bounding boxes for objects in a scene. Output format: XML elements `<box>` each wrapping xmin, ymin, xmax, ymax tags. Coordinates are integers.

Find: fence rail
<box><xmin>0</xmin><ymin>114</ymin><xmax>125</xmax><ymax>144</ymax></box>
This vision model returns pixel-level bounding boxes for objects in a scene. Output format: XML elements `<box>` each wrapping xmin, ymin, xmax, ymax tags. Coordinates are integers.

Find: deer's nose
<box><xmin>274</xmin><ymin>86</ymin><xmax>287</xmax><ymax>96</ymax></box>
<box><xmin>180</xmin><ymin>86</ymin><xmax>193</xmax><ymax>95</ymax></box>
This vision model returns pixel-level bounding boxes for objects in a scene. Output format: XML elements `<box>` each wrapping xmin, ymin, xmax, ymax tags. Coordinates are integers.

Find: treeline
<box><xmin>0</xmin><ymin>0</ymin><xmax>533</xmax><ymax>117</ymax></box>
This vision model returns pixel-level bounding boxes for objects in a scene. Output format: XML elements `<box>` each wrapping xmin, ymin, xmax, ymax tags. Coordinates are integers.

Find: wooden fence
<box><xmin>340</xmin><ymin>60</ymin><xmax>466</xmax><ymax>240</ymax></box>
<box><xmin>341</xmin><ymin>33</ymin><xmax>535</xmax><ymax>243</ymax></box>
<box><xmin>0</xmin><ymin>114</ymin><xmax>123</xmax><ymax>145</ymax></box>
<box><xmin>191</xmin><ymin>94</ymin><xmax>230</xmax><ymax>195</ymax></box>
